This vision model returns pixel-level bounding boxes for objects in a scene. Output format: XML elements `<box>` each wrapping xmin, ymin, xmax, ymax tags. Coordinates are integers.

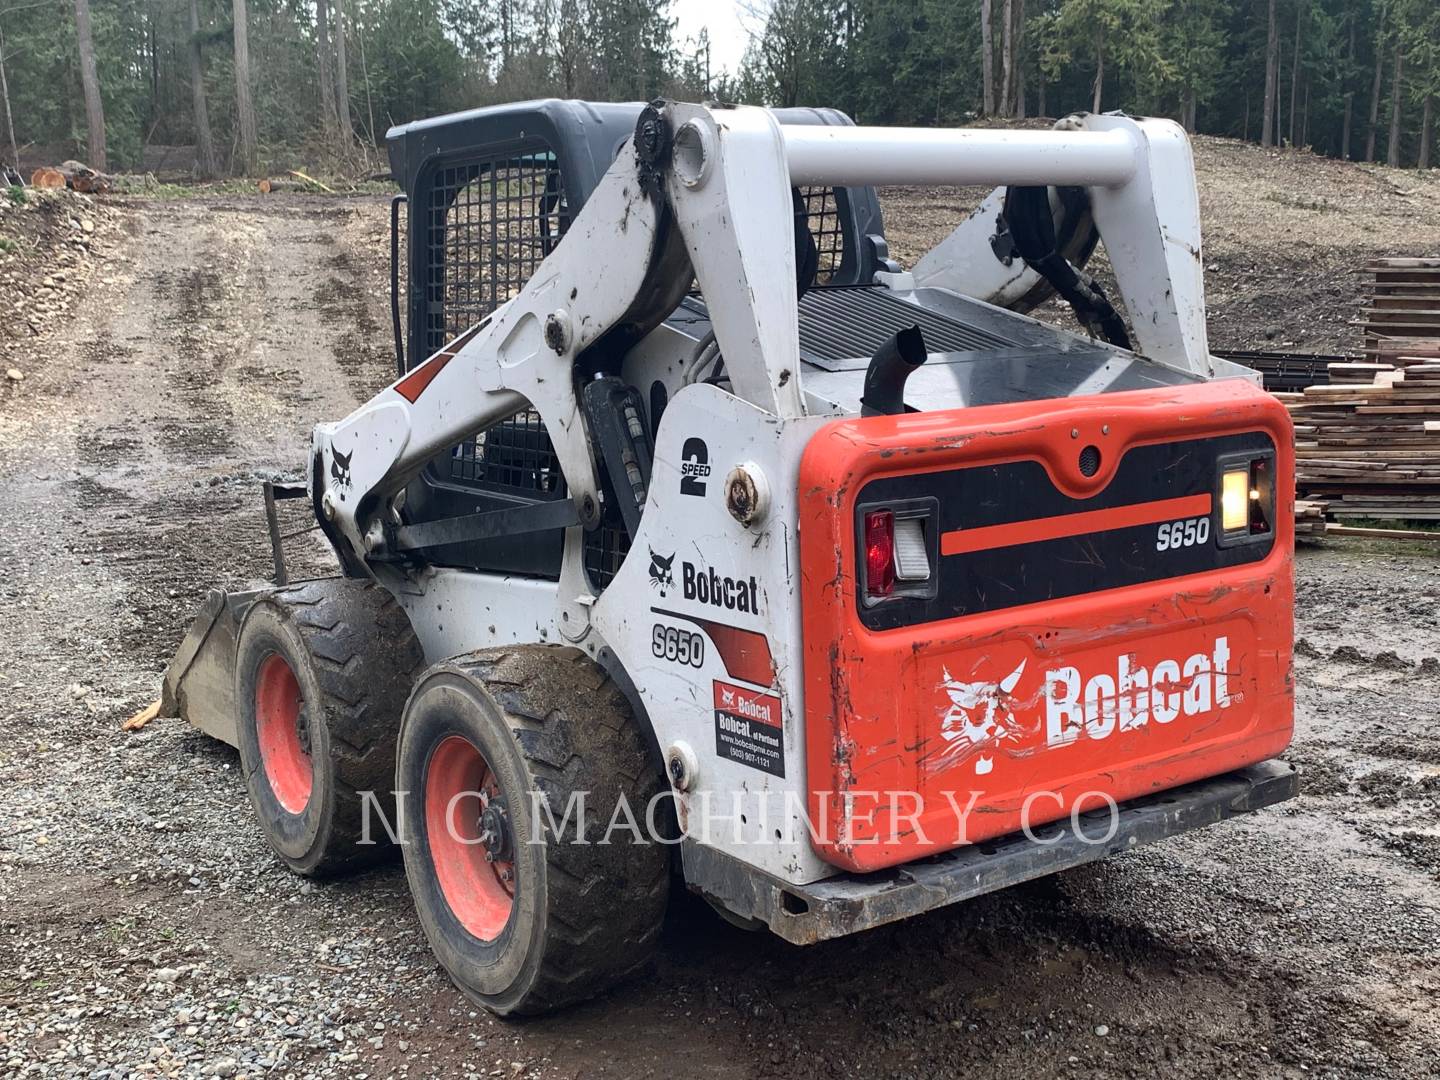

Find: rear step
<box><xmin>682</xmin><ymin>759</ymin><xmax>1298</xmax><ymax>945</ymax></box>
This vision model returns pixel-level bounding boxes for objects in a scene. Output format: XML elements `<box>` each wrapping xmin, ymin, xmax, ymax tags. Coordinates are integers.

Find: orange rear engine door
<box><xmin>797</xmin><ymin>379</ymin><xmax>1294</xmax><ymax>873</ymax></box>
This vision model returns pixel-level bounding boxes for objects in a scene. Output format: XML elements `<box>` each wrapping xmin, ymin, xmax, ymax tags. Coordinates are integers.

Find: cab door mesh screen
<box><xmin>798</xmin><ymin>186</ymin><xmax>848</xmax><ymax>283</ymax></box>
<box><xmin>422</xmin><ymin>150</ymin><xmax>568</xmax><ymax>497</ymax></box>
<box><xmin>425</xmin><ymin>154</ymin><xmax>569</xmax><ymax>352</ymax></box>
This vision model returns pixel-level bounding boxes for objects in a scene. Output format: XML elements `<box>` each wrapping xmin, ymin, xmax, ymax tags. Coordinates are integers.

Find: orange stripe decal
<box><xmin>394</xmin><ymin>350</ymin><xmax>454</xmax><ymax>403</ymax></box>
<box><xmin>940</xmin><ymin>493</ymin><xmax>1213</xmax><ymax>556</ymax></box>
<box><xmin>653</xmin><ymin>608</ymin><xmax>776</xmax><ymax>687</ymax></box>
<box><xmin>394</xmin><ymin>324</ymin><xmax>485</xmax><ymax>403</ymax></box>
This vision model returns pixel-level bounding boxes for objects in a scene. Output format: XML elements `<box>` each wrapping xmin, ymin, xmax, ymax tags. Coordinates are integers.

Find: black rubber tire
<box><xmin>398</xmin><ymin>645</ymin><xmax>670</xmax><ymax>1016</ymax></box>
<box><xmin>235</xmin><ymin>578</ymin><xmax>425</xmax><ymax>876</ymax></box>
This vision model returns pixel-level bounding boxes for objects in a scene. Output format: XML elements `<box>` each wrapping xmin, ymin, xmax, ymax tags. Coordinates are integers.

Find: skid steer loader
<box><xmin>162</xmin><ymin>99</ymin><xmax>1298</xmax><ymax>1016</ymax></box>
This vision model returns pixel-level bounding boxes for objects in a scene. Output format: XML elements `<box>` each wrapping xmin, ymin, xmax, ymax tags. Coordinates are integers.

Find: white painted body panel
<box><xmin>390</xmin><ymin>569</ymin><xmax>562</xmax><ymax>661</ymax></box>
<box><xmin>588</xmin><ymin>386</ymin><xmax>829</xmax><ymax>881</ymax></box>
<box><xmin>782</xmin><ymin>124</ymin><xmax>1138</xmax><ymax>187</ymax></box>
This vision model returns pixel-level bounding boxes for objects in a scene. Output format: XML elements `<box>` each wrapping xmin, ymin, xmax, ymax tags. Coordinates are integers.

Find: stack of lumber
<box><xmin>1294</xmin><ymin>498</ymin><xmax>1329</xmax><ymax>537</ymax></box>
<box><xmin>1366</xmin><ymin>337</ymin><xmax>1440</xmax><ymax>365</ymax></box>
<box><xmin>1282</xmin><ymin>362</ymin><xmax>1440</xmax><ymax>521</ymax></box>
<box><xmin>1326</xmin><ymin>361</ymin><xmax>1395</xmax><ymax>385</ymax></box>
<box><xmin>1361</xmin><ymin>258</ymin><xmax>1440</xmax><ymax>352</ymax></box>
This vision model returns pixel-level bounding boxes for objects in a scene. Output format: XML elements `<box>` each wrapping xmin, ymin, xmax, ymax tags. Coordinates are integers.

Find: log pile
<box><xmin>1282</xmin><ymin>362</ymin><xmax>1440</xmax><ymax>521</ymax></box>
<box><xmin>27</xmin><ymin>160</ymin><xmax>111</xmax><ymax>194</ymax></box>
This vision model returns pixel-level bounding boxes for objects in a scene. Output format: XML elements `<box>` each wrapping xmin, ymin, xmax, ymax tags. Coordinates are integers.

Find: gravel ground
<box><xmin>0</xmin><ymin>169</ymin><xmax>1438</xmax><ymax>1078</ymax></box>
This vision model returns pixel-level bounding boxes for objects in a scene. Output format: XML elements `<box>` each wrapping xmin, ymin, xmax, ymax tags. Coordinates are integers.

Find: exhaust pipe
<box><xmin>861</xmin><ymin>326</ymin><xmax>928</xmax><ymax>417</ymax></box>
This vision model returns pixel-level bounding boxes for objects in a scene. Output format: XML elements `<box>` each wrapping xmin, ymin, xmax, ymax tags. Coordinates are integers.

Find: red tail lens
<box><xmin>1249</xmin><ymin>458</ymin><xmax>1272</xmax><ymax>534</ymax></box>
<box><xmin>864</xmin><ymin>510</ymin><xmax>896</xmax><ymax>598</ymax></box>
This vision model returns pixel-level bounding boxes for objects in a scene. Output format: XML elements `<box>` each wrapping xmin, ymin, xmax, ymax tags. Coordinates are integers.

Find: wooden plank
<box><xmin>1323</xmin><ymin>524</ymin><xmax>1440</xmax><ymax>539</ymax></box>
<box><xmin>1362</xmin><ymin>309</ymin><xmax>1440</xmax><ymax>318</ymax></box>
<box><xmin>1370</xmin><ymin>281</ymin><xmax>1440</xmax><ymax>293</ymax></box>
<box><xmin>122</xmin><ymin>700</ymin><xmax>162</xmax><ymax>732</ymax></box>
<box><xmin>1369</xmin><ymin>273</ymin><xmax>1440</xmax><ymax>283</ymax></box>
<box><xmin>1371</xmin><ymin>297</ymin><xmax>1440</xmax><ymax>311</ymax></box>
<box><xmin>1365</xmin><ymin>257</ymin><xmax>1440</xmax><ymax>269</ymax></box>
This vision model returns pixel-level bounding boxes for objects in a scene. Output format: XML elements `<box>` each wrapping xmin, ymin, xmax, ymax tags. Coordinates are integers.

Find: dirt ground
<box><xmin>2</xmin><ymin>144</ymin><xmax>1440</xmax><ymax>1078</ymax></box>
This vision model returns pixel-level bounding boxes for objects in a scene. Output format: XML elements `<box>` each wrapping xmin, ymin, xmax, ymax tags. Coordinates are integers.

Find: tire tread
<box><xmin>436</xmin><ymin>645</ymin><xmax>669</xmax><ymax>1015</ymax></box>
<box><xmin>258</xmin><ymin>578</ymin><xmax>424</xmax><ymax>876</ymax></box>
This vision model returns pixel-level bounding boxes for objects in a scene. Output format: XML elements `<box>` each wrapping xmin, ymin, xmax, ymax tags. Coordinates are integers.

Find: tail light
<box><xmin>864</xmin><ymin>511</ymin><xmax>896</xmax><ymax>598</ymax></box>
<box><xmin>859</xmin><ymin>499</ymin><xmax>940</xmax><ymax>605</ymax></box>
<box><xmin>1217</xmin><ymin>451</ymin><xmax>1276</xmax><ymax>546</ymax></box>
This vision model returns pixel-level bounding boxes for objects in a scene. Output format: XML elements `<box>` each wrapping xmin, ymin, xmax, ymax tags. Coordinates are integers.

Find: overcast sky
<box><xmin>671</xmin><ymin>0</ymin><xmax>755</xmax><ymax>75</ymax></box>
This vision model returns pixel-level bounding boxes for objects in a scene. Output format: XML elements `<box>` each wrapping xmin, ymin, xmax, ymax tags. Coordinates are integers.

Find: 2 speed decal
<box><xmin>680</xmin><ymin>437</ymin><xmax>710</xmax><ymax>496</ymax></box>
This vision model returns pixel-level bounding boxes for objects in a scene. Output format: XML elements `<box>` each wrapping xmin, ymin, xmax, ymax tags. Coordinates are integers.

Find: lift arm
<box><xmin>310</xmin><ymin>103</ymin><xmax>1215</xmax><ymax>573</ymax></box>
<box><xmin>309</xmin><ymin>112</ymin><xmax>691</xmax><ymax>566</ymax></box>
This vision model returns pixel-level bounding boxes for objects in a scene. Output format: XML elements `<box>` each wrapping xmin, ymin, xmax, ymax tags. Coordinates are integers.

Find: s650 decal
<box><xmin>652</xmin><ymin>624</ymin><xmax>705</xmax><ymax>667</ymax></box>
<box><xmin>1156</xmin><ymin>516</ymin><xmax>1210</xmax><ymax>551</ymax></box>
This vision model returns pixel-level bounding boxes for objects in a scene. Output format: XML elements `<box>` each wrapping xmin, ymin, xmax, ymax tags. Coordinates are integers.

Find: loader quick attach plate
<box><xmin>797</xmin><ymin>379</ymin><xmax>1296</xmax><ymax>874</ymax></box>
<box><xmin>682</xmin><ymin>759</ymin><xmax>1298</xmax><ymax>945</ymax></box>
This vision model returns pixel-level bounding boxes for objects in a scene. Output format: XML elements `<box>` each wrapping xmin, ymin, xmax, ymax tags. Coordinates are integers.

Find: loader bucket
<box><xmin>160</xmin><ymin>588</ymin><xmax>263</xmax><ymax>748</ymax></box>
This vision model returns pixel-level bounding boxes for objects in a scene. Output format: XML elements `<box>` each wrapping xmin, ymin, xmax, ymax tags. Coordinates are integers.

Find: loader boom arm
<box><xmin>310</xmin><ymin>116</ymin><xmax>688</xmax><ymax>564</ymax></box>
<box><xmin>310</xmin><ymin>103</ymin><xmax>1213</xmax><ymax>578</ymax></box>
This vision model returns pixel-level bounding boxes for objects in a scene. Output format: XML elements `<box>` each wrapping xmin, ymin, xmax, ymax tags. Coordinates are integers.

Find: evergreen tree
<box><xmin>0</xmin><ymin>0</ymin><xmax>1429</xmax><ymax>174</ymax></box>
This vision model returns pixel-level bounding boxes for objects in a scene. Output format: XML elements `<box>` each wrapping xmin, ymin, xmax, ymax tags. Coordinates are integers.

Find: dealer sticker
<box><xmin>713</xmin><ymin>680</ymin><xmax>785</xmax><ymax>777</ymax></box>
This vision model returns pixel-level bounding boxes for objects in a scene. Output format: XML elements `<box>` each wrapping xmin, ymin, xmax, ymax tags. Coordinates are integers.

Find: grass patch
<box><xmin>110</xmin><ymin>174</ymin><xmax>397</xmax><ymax>198</ymax></box>
<box><xmin>7</xmin><ymin>184</ymin><xmax>27</xmax><ymax>204</ymax></box>
<box><xmin>1262</xmin><ymin>190</ymin><xmax>1334</xmax><ymax>213</ymax></box>
<box><xmin>110</xmin><ymin>176</ymin><xmax>265</xmax><ymax>198</ymax></box>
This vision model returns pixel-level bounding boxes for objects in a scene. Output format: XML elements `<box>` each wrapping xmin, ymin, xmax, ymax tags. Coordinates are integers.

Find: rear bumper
<box><xmin>682</xmin><ymin>758</ymin><xmax>1298</xmax><ymax>945</ymax></box>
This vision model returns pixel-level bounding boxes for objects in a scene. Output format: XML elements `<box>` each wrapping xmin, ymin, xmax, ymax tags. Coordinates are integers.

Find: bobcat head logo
<box><xmin>928</xmin><ymin>660</ymin><xmax>1027</xmax><ymax>776</ymax></box>
<box><xmin>330</xmin><ymin>448</ymin><xmax>353</xmax><ymax>491</ymax></box>
<box><xmin>648</xmin><ymin>548</ymin><xmax>675</xmax><ymax>596</ymax></box>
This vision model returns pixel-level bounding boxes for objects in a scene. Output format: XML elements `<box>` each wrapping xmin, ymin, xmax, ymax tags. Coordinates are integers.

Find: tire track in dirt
<box><xmin>1</xmin><ymin>196</ymin><xmax>393</xmax><ymax>675</ymax></box>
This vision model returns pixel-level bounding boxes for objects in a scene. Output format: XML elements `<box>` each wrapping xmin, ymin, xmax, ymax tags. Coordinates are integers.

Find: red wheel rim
<box><xmin>255</xmin><ymin>653</ymin><xmax>313</xmax><ymax>814</ymax></box>
<box><xmin>425</xmin><ymin>735</ymin><xmax>516</xmax><ymax>941</ymax></box>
